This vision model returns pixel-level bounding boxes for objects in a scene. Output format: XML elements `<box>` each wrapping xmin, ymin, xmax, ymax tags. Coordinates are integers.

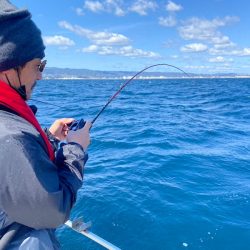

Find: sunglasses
<box><xmin>38</xmin><ymin>60</ymin><xmax>47</xmax><ymax>72</ymax></box>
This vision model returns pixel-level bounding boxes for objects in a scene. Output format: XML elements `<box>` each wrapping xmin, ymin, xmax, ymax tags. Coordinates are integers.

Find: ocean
<box><xmin>30</xmin><ymin>78</ymin><xmax>250</xmax><ymax>250</ymax></box>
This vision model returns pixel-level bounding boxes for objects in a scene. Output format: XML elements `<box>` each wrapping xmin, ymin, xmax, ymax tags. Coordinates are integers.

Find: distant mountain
<box><xmin>43</xmin><ymin>67</ymin><xmax>249</xmax><ymax>79</ymax></box>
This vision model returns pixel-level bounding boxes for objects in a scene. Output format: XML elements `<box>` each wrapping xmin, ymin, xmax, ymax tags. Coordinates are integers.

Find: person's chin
<box><xmin>32</xmin><ymin>81</ymin><xmax>37</xmax><ymax>90</ymax></box>
<box><xmin>28</xmin><ymin>82</ymin><xmax>37</xmax><ymax>99</ymax></box>
<box><xmin>26</xmin><ymin>91</ymin><xmax>32</xmax><ymax>100</ymax></box>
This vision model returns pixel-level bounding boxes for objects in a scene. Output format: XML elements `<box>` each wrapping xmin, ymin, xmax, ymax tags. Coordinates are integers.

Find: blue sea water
<box><xmin>30</xmin><ymin>78</ymin><xmax>250</xmax><ymax>250</ymax></box>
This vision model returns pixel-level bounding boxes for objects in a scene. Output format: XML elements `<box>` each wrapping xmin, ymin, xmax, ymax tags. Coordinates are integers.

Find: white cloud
<box><xmin>159</xmin><ymin>16</ymin><xmax>177</xmax><ymax>27</ymax></box>
<box><xmin>166</xmin><ymin>1</ymin><xmax>183</xmax><ymax>12</ymax></box>
<box><xmin>114</xmin><ymin>7</ymin><xmax>125</xmax><ymax>16</ymax></box>
<box><xmin>119</xmin><ymin>46</ymin><xmax>160</xmax><ymax>57</ymax></box>
<box><xmin>178</xmin><ymin>16</ymin><xmax>239</xmax><ymax>46</ymax></box>
<box><xmin>59</xmin><ymin>21</ymin><xmax>130</xmax><ymax>45</ymax></box>
<box><xmin>83</xmin><ymin>0</ymin><xmax>125</xmax><ymax>16</ymax></box>
<box><xmin>43</xmin><ymin>35</ymin><xmax>75</xmax><ymax>46</ymax></box>
<box><xmin>75</xmin><ymin>8</ymin><xmax>84</xmax><ymax>16</ymax></box>
<box><xmin>59</xmin><ymin>20</ymin><xmax>160</xmax><ymax>58</ymax></box>
<box><xmin>106</xmin><ymin>0</ymin><xmax>125</xmax><ymax>16</ymax></box>
<box><xmin>82</xmin><ymin>44</ymin><xmax>99</xmax><ymax>52</ymax></box>
<box><xmin>239</xmin><ymin>48</ymin><xmax>250</xmax><ymax>56</ymax></box>
<box><xmin>209</xmin><ymin>47</ymin><xmax>250</xmax><ymax>57</ymax></box>
<box><xmin>209</xmin><ymin>56</ymin><xmax>233</xmax><ymax>63</ymax></box>
<box><xmin>82</xmin><ymin>45</ymin><xmax>161</xmax><ymax>58</ymax></box>
<box><xmin>130</xmin><ymin>0</ymin><xmax>157</xmax><ymax>15</ymax></box>
<box><xmin>82</xmin><ymin>0</ymin><xmax>187</xmax><ymax>16</ymax></box>
<box><xmin>184</xmin><ymin>65</ymin><xmax>211</xmax><ymax>70</ymax></box>
<box><xmin>213</xmin><ymin>42</ymin><xmax>235</xmax><ymax>50</ymax></box>
<box><xmin>181</xmin><ymin>43</ymin><xmax>208</xmax><ymax>52</ymax></box>
<box><xmin>209</xmin><ymin>56</ymin><xmax>225</xmax><ymax>63</ymax></box>
<box><xmin>84</xmin><ymin>1</ymin><xmax>104</xmax><ymax>12</ymax></box>
<box><xmin>210</xmin><ymin>35</ymin><xmax>230</xmax><ymax>45</ymax></box>
<box><xmin>91</xmin><ymin>32</ymin><xmax>130</xmax><ymax>45</ymax></box>
<box><xmin>209</xmin><ymin>48</ymin><xmax>223</xmax><ymax>55</ymax></box>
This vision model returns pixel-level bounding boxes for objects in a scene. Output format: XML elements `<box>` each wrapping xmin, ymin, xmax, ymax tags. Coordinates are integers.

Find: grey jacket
<box><xmin>0</xmin><ymin>107</ymin><xmax>87</xmax><ymax>249</ymax></box>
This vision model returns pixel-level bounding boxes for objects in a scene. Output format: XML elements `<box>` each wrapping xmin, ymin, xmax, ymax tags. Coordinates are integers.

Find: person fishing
<box><xmin>0</xmin><ymin>0</ymin><xmax>92</xmax><ymax>249</ymax></box>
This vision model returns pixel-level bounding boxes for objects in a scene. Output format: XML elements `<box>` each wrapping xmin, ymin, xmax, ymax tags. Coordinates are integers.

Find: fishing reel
<box><xmin>69</xmin><ymin>119</ymin><xmax>86</xmax><ymax>131</ymax></box>
<box><xmin>68</xmin><ymin>119</ymin><xmax>89</xmax><ymax>164</ymax></box>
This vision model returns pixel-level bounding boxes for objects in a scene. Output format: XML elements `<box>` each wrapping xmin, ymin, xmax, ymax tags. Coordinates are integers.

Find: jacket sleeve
<box><xmin>0</xmin><ymin>128</ymin><xmax>86</xmax><ymax>230</ymax></box>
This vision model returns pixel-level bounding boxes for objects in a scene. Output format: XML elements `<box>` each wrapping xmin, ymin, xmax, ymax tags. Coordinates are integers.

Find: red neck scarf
<box><xmin>0</xmin><ymin>80</ymin><xmax>54</xmax><ymax>161</ymax></box>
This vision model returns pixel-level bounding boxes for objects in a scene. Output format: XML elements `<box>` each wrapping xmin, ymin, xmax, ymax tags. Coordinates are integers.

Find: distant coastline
<box><xmin>43</xmin><ymin>67</ymin><xmax>250</xmax><ymax>80</ymax></box>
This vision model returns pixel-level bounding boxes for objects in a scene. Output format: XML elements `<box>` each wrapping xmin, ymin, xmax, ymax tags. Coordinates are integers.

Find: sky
<box><xmin>12</xmin><ymin>0</ymin><xmax>250</xmax><ymax>74</ymax></box>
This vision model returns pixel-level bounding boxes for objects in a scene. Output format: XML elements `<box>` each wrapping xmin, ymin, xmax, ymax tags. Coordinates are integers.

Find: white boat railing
<box><xmin>65</xmin><ymin>219</ymin><xmax>121</xmax><ymax>250</ymax></box>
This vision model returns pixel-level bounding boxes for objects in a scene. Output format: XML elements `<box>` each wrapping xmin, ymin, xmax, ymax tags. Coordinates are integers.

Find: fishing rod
<box><xmin>91</xmin><ymin>63</ymin><xmax>189</xmax><ymax>125</ymax></box>
<box><xmin>31</xmin><ymin>63</ymin><xmax>189</xmax><ymax>130</ymax></box>
<box><xmin>69</xmin><ymin>63</ymin><xmax>190</xmax><ymax>130</ymax></box>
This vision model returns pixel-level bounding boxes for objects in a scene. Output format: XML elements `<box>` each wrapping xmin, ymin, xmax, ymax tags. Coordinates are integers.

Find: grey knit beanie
<box><xmin>0</xmin><ymin>0</ymin><xmax>45</xmax><ymax>71</ymax></box>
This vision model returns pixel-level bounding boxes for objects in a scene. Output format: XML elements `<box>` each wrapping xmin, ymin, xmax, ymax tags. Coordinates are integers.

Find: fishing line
<box><xmin>91</xmin><ymin>63</ymin><xmax>189</xmax><ymax>125</ymax></box>
<box><xmin>30</xmin><ymin>98</ymin><xmax>62</xmax><ymax>108</ymax></box>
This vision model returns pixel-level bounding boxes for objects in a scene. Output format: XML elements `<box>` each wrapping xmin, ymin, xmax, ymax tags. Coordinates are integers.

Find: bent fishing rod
<box><xmin>91</xmin><ymin>63</ymin><xmax>189</xmax><ymax>125</ymax></box>
<box><xmin>69</xmin><ymin>63</ymin><xmax>190</xmax><ymax>130</ymax></box>
<box><xmin>31</xmin><ymin>63</ymin><xmax>189</xmax><ymax>130</ymax></box>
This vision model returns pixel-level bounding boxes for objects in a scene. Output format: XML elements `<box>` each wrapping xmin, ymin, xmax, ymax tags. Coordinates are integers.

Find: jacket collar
<box><xmin>0</xmin><ymin>80</ymin><xmax>54</xmax><ymax>161</ymax></box>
